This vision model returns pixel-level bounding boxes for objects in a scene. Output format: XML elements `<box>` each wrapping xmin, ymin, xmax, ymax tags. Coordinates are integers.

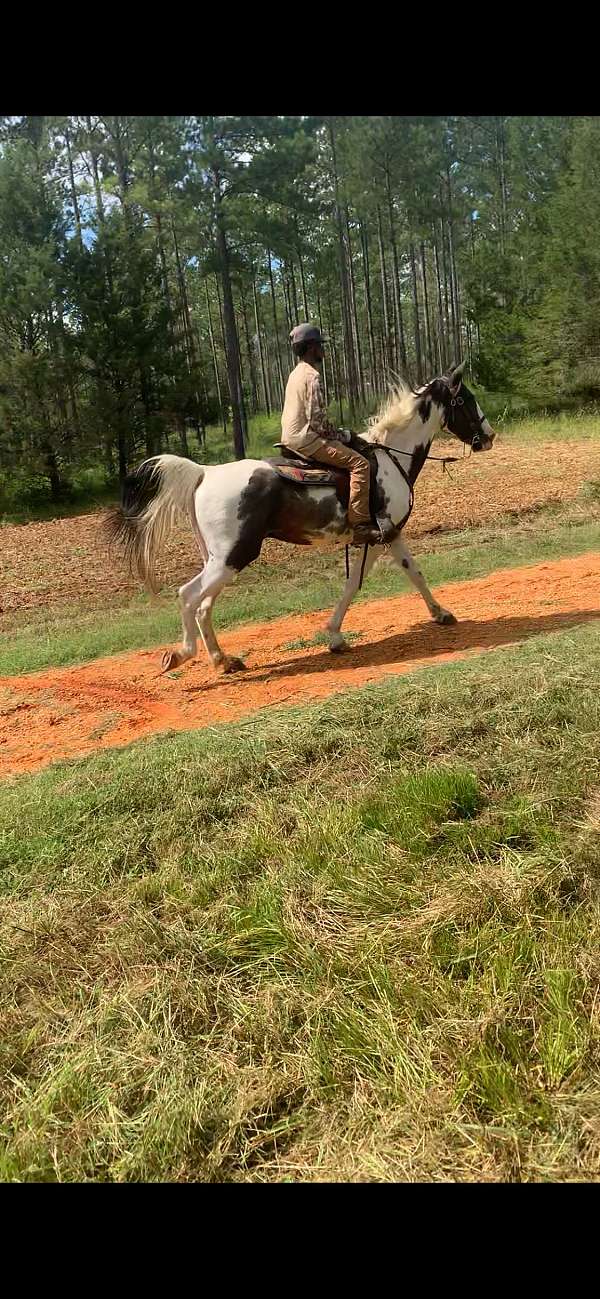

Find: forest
<box><xmin>0</xmin><ymin>114</ymin><xmax>595</xmax><ymax>508</ymax></box>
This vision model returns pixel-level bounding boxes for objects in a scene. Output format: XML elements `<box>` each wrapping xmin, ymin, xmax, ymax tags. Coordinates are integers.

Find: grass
<box><xmin>1</xmin><ymin>491</ymin><xmax>599</xmax><ymax>678</ymax></box>
<box><xmin>499</xmin><ymin>410</ymin><xmax>600</xmax><ymax>444</ymax></box>
<box><xmin>1</xmin><ymin>619</ymin><xmax>599</xmax><ymax>1181</ymax></box>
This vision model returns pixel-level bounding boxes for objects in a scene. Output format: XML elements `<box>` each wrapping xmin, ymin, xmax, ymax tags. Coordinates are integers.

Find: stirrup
<box><xmin>376</xmin><ymin>516</ymin><xmax>397</xmax><ymax>544</ymax></box>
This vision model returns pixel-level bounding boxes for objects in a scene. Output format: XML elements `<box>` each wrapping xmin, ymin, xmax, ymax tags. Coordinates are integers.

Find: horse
<box><xmin>104</xmin><ymin>361</ymin><xmax>496</xmax><ymax>675</ymax></box>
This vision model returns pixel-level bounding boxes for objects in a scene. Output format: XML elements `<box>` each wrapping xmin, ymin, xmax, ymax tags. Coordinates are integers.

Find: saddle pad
<box><xmin>272</xmin><ymin>463</ymin><xmax>338</xmax><ymax>486</ymax></box>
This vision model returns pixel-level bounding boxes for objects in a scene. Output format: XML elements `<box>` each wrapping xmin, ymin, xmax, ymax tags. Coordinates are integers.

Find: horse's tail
<box><xmin>103</xmin><ymin>454</ymin><xmax>205</xmax><ymax>593</ymax></box>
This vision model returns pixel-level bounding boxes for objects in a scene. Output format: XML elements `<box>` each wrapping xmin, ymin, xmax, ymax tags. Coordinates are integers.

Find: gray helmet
<box><xmin>289</xmin><ymin>322</ymin><xmax>327</xmax><ymax>347</ymax></box>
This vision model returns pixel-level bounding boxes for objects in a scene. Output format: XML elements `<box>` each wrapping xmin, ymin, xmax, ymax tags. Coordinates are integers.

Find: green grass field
<box><xmin>1</xmin><ymin>621</ymin><xmax>599</xmax><ymax>1181</ymax></box>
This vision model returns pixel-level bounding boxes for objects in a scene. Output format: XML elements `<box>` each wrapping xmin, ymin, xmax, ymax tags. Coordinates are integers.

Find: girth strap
<box><xmin>345</xmin><ymin>543</ymin><xmax>370</xmax><ymax>591</ymax></box>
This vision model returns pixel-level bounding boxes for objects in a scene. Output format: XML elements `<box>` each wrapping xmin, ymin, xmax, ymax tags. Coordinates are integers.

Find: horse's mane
<box><xmin>365</xmin><ymin>380</ymin><xmax>420</xmax><ymax>440</ymax></box>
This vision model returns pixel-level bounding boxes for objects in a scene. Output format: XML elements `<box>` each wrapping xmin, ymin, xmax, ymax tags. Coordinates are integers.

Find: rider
<box><xmin>281</xmin><ymin>323</ymin><xmax>382</xmax><ymax>546</ymax></box>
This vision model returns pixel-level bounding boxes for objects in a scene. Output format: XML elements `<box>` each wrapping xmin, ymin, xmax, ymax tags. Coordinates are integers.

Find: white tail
<box><xmin>105</xmin><ymin>453</ymin><xmax>205</xmax><ymax>592</ymax></box>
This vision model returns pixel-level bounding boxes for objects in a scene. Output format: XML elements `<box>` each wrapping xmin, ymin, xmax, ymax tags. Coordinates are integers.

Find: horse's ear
<box><xmin>450</xmin><ymin>359</ymin><xmax>466</xmax><ymax>384</ymax></box>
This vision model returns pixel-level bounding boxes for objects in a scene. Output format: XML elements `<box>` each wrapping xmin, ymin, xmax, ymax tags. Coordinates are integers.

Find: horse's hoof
<box><xmin>436</xmin><ymin>610</ymin><xmax>457</xmax><ymax>626</ymax></box>
<box><xmin>221</xmin><ymin>655</ymin><xmax>246</xmax><ymax>674</ymax></box>
<box><xmin>160</xmin><ymin>649</ymin><xmax>181</xmax><ymax>673</ymax></box>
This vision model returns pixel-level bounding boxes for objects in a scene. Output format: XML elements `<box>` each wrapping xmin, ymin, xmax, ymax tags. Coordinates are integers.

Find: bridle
<box><xmin>371</xmin><ymin>379</ymin><xmax>488</xmax><ymax>473</ymax></box>
<box><xmin>439</xmin><ymin>381</ymin><xmax>487</xmax><ymax>451</ymax></box>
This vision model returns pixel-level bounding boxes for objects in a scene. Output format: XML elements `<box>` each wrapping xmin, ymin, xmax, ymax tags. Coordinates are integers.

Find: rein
<box><xmin>374</xmin><ymin>443</ymin><xmax>462</xmax><ymax>472</ymax></box>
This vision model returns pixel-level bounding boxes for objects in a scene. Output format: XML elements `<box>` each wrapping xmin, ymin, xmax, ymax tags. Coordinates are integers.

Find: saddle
<box><xmin>269</xmin><ymin>443</ymin><xmax>344</xmax><ymax>488</ymax></box>
<box><xmin>269</xmin><ymin>441</ymin><xmax>406</xmax><ymax>543</ymax></box>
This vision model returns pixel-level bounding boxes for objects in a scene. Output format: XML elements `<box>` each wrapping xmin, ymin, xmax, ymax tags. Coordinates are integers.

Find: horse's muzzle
<box><xmin>473</xmin><ymin>430</ymin><xmax>496</xmax><ymax>452</ymax></box>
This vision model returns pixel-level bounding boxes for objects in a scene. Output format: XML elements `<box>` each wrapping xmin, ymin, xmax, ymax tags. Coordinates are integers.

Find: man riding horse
<box><xmin>282</xmin><ymin>323</ymin><xmax>394</xmax><ymax>547</ymax></box>
<box><xmin>107</xmin><ymin>336</ymin><xmax>496</xmax><ymax>677</ymax></box>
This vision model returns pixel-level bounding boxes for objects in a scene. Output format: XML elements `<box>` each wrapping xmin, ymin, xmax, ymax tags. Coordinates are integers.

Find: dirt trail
<box><xmin>1</xmin><ymin>553</ymin><xmax>599</xmax><ymax>779</ymax></box>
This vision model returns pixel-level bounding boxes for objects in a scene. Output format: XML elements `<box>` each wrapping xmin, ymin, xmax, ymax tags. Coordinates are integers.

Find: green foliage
<box><xmin>0</xmin><ymin>114</ymin><xmax>592</xmax><ymax>510</ymax></box>
<box><xmin>521</xmin><ymin>118</ymin><xmax>600</xmax><ymax>399</ymax></box>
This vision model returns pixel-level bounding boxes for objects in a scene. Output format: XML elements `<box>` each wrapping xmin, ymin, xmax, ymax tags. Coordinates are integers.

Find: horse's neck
<box><xmin>363</xmin><ymin>403</ymin><xmax>443</xmax><ymax>464</ymax></box>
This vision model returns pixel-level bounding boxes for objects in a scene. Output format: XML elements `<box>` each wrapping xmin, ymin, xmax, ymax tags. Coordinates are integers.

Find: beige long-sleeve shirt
<box><xmin>281</xmin><ymin>361</ymin><xmax>337</xmax><ymax>455</ymax></box>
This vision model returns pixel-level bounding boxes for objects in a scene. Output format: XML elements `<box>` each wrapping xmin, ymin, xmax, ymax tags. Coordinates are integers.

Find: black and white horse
<box><xmin>106</xmin><ymin>362</ymin><xmax>495</xmax><ymax>674</ymax></box>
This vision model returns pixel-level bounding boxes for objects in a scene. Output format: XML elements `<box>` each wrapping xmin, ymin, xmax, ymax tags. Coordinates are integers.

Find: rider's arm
<box><xmin>305</xmin><ymin>371</ymin><xmax>340</xmax><ymax>441</ymax></box>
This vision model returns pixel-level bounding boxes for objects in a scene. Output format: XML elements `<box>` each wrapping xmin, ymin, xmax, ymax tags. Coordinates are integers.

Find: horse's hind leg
<box><xmin>197</xmin><ymin>590</ymin><xmax>246</xmax><ymax>674</ymax></box>
<box><xmin>390</xmin><ymin>537</ymin><xmax>457</xmax><ymax>625</ymax></box>
<box><xmin>161</xmin><ymin>558</ymin><xmax>238</xmax><ymax>673</ymax></box>
<box><xmin>325</xmin><ymin>546</ymin><xmax>380</xmax><ymax>652</ymax></box>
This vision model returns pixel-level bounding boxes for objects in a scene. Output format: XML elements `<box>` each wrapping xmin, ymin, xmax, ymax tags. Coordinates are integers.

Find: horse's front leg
<box><xmin>390</xmin><ymin>537</ymin><xmax>457</xmax><ymax>625</ymax></box>
<box><xmin>325</xmin><ymin>546</ymin><xmax>380</xmax><ymax>652</ymax></box>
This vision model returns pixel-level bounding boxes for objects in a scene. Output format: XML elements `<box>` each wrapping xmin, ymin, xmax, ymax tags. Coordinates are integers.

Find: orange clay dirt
<box><xmin>1</xmin><ymin>552</ymin><xmax>599</xmax><ymax>779</ymax></box>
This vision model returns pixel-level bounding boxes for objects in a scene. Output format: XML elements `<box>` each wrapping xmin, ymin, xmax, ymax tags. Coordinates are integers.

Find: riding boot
<box><xmin>351</xmin><ymin>523</ymin><xmax>383</xmax><ymax>546</ymax></box>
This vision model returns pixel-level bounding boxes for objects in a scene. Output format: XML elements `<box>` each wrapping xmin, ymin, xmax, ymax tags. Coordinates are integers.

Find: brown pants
<box><xmin>307</xmin><ymin>441</ymin><xmax>371</xmax><ymax>525</ymax></box>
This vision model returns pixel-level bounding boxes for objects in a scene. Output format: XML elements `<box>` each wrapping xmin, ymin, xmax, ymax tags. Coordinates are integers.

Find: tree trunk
<box><xmin>240</xmin><ymin>283</ymin><xmax>259</xmax><ymax>414</ymax></box>
<box><xmin>420</xmin><ymin>241</ymin><xmax>433</xmax><ymax>375</ymax></box>
<box><xmin>315</xmin><ymin>283</ymin><xmax>329</xmax><ymax>407</ymax></box>
<box><xmin>268</xmin><ymin>250</ymin><xmax>285</xmax><ymax>405</ymax></box>
<box><xmin>215</xmin><ymin>275</ymin><xmax>227</xmax><ymax>360</ymax></box>
<box><xmin>282</xmin><ymin>264</ymin><xmax>294</xmax><ymax>334</ymax></box>
<box><xmin>171</xmin><ymin>218</ymin><xmax>204</xmax><ymax>442</ymax></box>
<box><xmin>432</xmin><ymin>229</ymin><xmax>446</xmax><ymax>371</ymax></box>
<box><xmin>345</xmin><ymin>207</ymin><xmax>365</xmax><ymax>401</ymax></box>
<box><xmin>42</xmin><ymin>439</ymin><xmax>62</xmax><ymax>501</ymax></box>
<box><xmin>296</xmin><ymin>230</ymin><xmax>310</xmax><ymax>318</ymax></box>
<box><xmin>289</xmin><ymin>260</ymin><xmax>300</xmax><ymax>322</ymax></box>
<box><xmin>156</xmin><ymin>212</ymin><xmax>173</xmax><ymax>314</ymax></box>
<box><xmin>64</xmin><ymin>124</ymin><xmax>84</xmax><ymax>251</ymax></box>
<box><xmin>85</xmin><ymin>116</ymin><xmax>105</xmax><ymax>226</ymax></box>
<box><xmin>213</xmin><ymin>173</ymin><xmax>246</xmax><ymax>458</ymax></box>
<box><xmin>118</xmin><ymin>432</ymin><xmax>127</xmax><ymax>484</ymax></box>
<box><xmin>495</xmin><ymin>115</ymin><xmax>508</xmax><ymax>260</ymax></box>
<box><xmin>326</xmin><ymin>281</ymin><xmax>344</xmax><ymax>425</ymax></box>
<box><xmin>448</xmin><ymin>210</ymin><xmax>461</xmax><ymax>359</ymax></box>
<box><xmin>253</xmin><ymin>276</ymin><xmax>271</xmax><ymax>414</ymax></box>
<box><xmin>328</xmin><ymin>119</ymin><xmax>357</xmax><ymax>411</ymax></box>
<box><xmin>360</xmin><ymin>218</ymin><xmax>378</xmax><ymax>395</ymax></box>
<box><xmin>409</xmin><ymin>241</ymin><xmax>423</xmax><ymax>383</ymax></box>
<box><xmin>439</xmin><ymin>206</ymin><xmax>453</xmax><ymax>361</ymax></box>
<box><xmin>204</xmin><ymin>278</ymin><xmax>227</xmax><ymax>435</ymax></box>
<box><xmin>377</xmin><ymin>206</ymin><xmax>392</xmax><ymax>376</ymax></box>
<box><xmin>385</xmin><ymin>168</ymin><xmax>407</xmax><ymax>371</ymax></box>
<box><xmin>444</xmin><ymin>169</ymin><xmax>461</xmax><ymax>360</ymax></box>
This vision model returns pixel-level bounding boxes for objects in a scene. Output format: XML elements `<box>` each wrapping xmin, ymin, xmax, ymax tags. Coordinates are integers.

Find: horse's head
<box><xmin>437</xmin><ymin>361</ymin><xmax>496</xmax><ymax>452</ymax></box>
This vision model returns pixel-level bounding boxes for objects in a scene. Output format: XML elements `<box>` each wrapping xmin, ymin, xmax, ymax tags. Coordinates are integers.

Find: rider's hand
<box><xmin>336</xmin><ymin>428</ymin><xmax>352</xmax><ymax>445</ymax></box>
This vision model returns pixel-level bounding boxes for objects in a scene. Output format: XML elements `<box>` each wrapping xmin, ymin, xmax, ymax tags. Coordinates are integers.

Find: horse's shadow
<box><xmin>183</xmin><ymin>607</ymin><xmax>600</xmax><ymax>695</ymax></box>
